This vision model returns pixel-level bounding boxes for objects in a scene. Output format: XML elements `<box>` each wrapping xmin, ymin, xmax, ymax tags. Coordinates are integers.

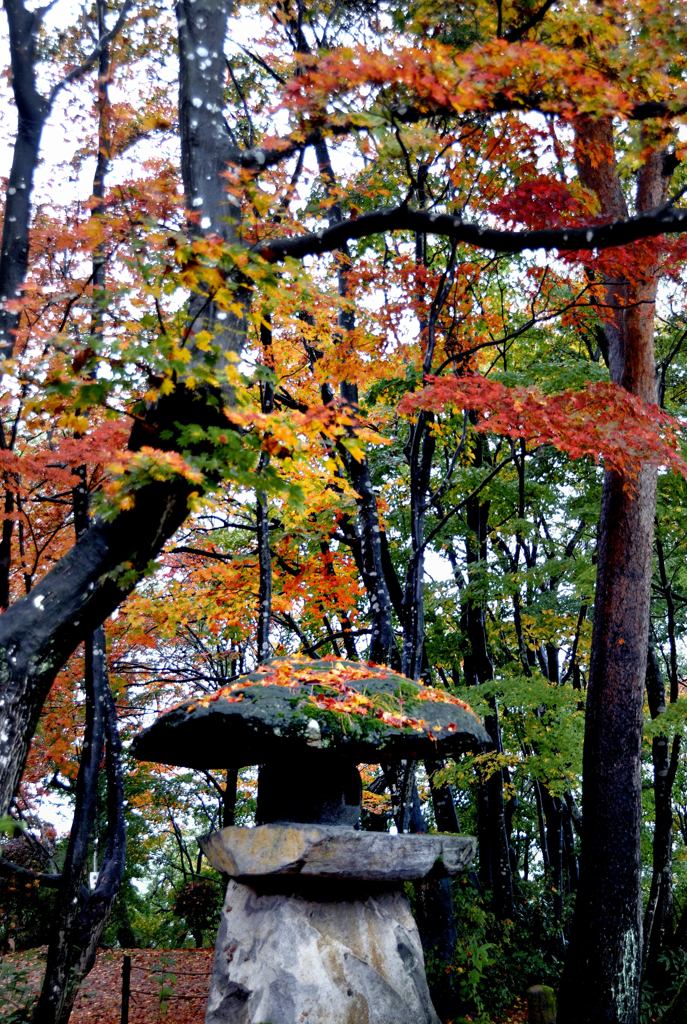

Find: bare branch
<box><xmin>504</xmin><ymin>0</ymin><xmax>557</xmax><ymax>42</ymax></box>
<box><xmin>48</xmin><ymin>0</ymin><xmax>135</xmax><ymax>105</ymax></box>
<box><xmin>256</xmin><ymin>202</ymin><xmax>687</xmax><ymax>263</ymax></box>
<box><xmin>0</xmin><ymin>855</ymin><xmax>61</xmax><ymax>886</ymax></box>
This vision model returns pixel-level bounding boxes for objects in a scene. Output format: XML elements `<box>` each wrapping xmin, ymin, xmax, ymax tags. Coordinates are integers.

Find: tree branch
<box><xmin>0</xmin><ymin>855</ymin><xmax>61</xmax><ymax>886</ymax></box>
<box><xmin>48</xmin><ymin>0</ymin><xmax>135</xmax><ymax>105</ymax></box>
<box><xmin>503</xmin><ymin>0</ymin><xmax>557</xmax><ymax>42</ymax></box>
<box><xmin>256</xmin><ymin>202</ymin><xmax>687</xmax><ymax>263</ymax></box>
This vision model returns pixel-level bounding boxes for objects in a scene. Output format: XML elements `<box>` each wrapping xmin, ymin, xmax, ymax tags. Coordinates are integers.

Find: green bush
<box><xmin>426</xmin><ymin>877</ymin><xmax>570</xmax><ymax>1024</ymax></box>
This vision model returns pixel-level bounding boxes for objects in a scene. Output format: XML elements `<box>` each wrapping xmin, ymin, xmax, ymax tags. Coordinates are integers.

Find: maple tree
<box><xmin>1</xmin><ymin>1</ymin><xmax>687</xmax><ymax>1023</ymax></box>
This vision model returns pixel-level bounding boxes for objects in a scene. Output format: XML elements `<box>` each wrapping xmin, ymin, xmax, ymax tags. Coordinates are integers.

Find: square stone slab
<box><xmin>201</xmin><ymin>824</ymin><xmax>476</xmax><ymax>882</ymax></box>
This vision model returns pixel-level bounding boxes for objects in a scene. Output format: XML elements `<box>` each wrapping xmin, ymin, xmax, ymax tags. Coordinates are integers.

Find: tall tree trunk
<box><xmin>0</xmin><ymin>0</ymin><xmax>49</xmax><ymax>360</ymax></box>
<box><xmin>558</xmin><ymin>122</ymin><xmax>668</xmax><ymax>1024</ymax></box>
<box><xmin>32</xmin><ymin>629</ymin><xmax>125</xmax><ymax>1024</ymax></box>
<box><xmin>559</xmin><ymin>462</ymin><xmax>656</xmax><ymax>1024</ymax></box>
<box><xmin>642</xmin><ymin>647</ymin><xmax>680</xmax><ymax>983</ymax></box>
<box><xmin>306</xmin><ymin>130</ymin><xmax>400</xmax><ymax>667</ymax></box>
<box><xmin>400</xmin><ymin>167</ymin><xmax>434</xmax><ymax>683</ymax></box>
<box><xmin>33</xmin><ymin>12</ymin><xmax>128</xmax><ymax>1019</ymax></box>
<box><xmin>642</xmin><ymin>492</ymin><xmax>683</xmax><ymax>987</ymax></box>
<box><xmin>462</xmin><ymin>432</ymin><xmax>514</xmax><ymax>919</ymax></box>
<box><xmin>256</xmin><ymin>318</ymin><xmax>274</xmax><ymax>665</ymax></box>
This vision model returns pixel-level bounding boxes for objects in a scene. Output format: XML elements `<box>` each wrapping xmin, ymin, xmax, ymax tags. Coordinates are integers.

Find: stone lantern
<box><xmin>132</xmin><ymin>657</ymin><xmax>488</xmax><ymax>1024</ymax></box>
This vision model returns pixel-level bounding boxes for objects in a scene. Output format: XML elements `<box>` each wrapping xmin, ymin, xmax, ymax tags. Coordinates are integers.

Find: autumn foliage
<box><xmin>2</xmin><ymin>0</ymin><xmax>687</xmax><ymax>1023</ymax></box>
<box><xmin>401</xmin><ymin>375</ymin><xmax>687</xmax><ymax>479</ymax></box>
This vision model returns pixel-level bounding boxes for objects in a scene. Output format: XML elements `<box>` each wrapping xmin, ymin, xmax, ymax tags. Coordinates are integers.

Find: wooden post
<box><xmin>121</xmin><ymin>954</ymin><xmax>131</xmax><ymax>1024</ymax></box>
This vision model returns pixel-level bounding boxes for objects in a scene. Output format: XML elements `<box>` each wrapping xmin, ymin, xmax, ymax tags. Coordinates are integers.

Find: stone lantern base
<box><xmin>206</xmin><ymin>880</ymin><xmax>439</xmax><ymax>1024</ymax></box>
<box><xmin>202</xmin><ymin>825</ymin><xmax>477</xmax><ymax>1024</ymax></box>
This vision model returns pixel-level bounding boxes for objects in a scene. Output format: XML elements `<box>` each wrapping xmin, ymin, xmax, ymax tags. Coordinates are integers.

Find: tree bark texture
<box><xmin>642</xmin><ymin>648</ymin><xmax>680</xmax><ymax>983</ymax></box>
<box><xmin>0</xmin><ymin>477</ymin><xmax>195</xmax><ymax>817</ymax></box>
<box><xmin>32</xmin><ymin>19</ymin><xmax>128</xmax><ymax>1018</ymax></box>
<box><xmin>176</xmin><ymin>0</ymin><xmax>243</xmax><ymax>364</ymax></box>
<box><xmin>0</xmin><ymin>0</ymin><xmax>49</xmax><ymax>358</ymax></box>
<box><xmin>559</xmin><ymin>463</ymin><xmax>656</xmax><ymax>1024</ymax></box>
<box><xmin>461</xmin><ymin>434</ymin><xmax>514</xmax><ymax>920</ymax></box>
<box><xmin>32</xmin><ymin>629</ymin><xmax>125</xmax><ymax>1024</ymax></box>
<box><xmin>558</xmin><ymin>118</ymin><xmax>668</xmax><ymax>1024</ymax></box>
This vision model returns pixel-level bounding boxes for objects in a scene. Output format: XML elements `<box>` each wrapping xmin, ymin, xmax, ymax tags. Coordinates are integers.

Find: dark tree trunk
<box><xmin>308</xmin><ymin>131</ymin><xmax>400</xmax><ymax>667</ymax></box>
<box><xmin>642</xmin><ymin>647</ymin><xmax>680</xmax><ymax>982</ymax></box>
<box><xmin>558</xmin><ymin>121</ymin><xmax>667</xmax><ymax>1024</ymax></box>
<box><xmin>642</xmin><ymin>524</ymin><xmax>683</xmax><ymax>987</ymax></box>
<box><xmin>1</xmin><ymin>0</ymin><xmax>132</xmax><ymax>358</ymax></box>
<box><xmin>391</xmin><ymin>223</ymin><xmax>465</xmax><ymax>963</ymax></box>
<box><xmin>480</xmin><ymin>704</ymin><xmax>515</xmax><ymax>920</ymax></box>
<box><xmin>461</xmin><ymin>433</ymin><xmax>514</xmax><ymax>919</ymax></box>
<box><xmin>426</xmin><ymin>758</ymin><xmax>461</xmax><ymax>833</ymax></box>
<box><xmin>221</xmin><ymin>768</ymin><xmax>239</xmax><ymax>828</ymax></box>
<box><xmin>32</xmin><ymin>16</ymin><xmax>128</xmax><ymax>1019</ymax></box>
<box><xmin>339</xmin><ymin>426</ymin><xmax>400</xmax><ymax>666</ymax></box>
<box><xmin>559</xmin><ymin>464</ymin><xmax>656</xmax><ymax>1024</ymax></box>
<box><xmin>0</xmin><ymin>0</ymin><xmax>49</xmax><ymax>360</ymax></box>
<box><xmin>32</xmin><ymin>628</ymin><xmax>125</xmax><ymax>1024</ymax></box>
<box><xmin>401</xmin><ymin>403</ymin><xmax>434</xmax><ymax>682</ymax></box>
<box><xmin>256</xmin><ymin>318</ymin><xmax>274</xmax><ymax>664</ymax></box>
<box><xmin>540</xmin><ymin>789</ymin><xmax>567</xmax><ymax>951</ymax></box>
<box><xmin>0</xmin><ymin>476</ymin><xmax>195</xmax><ymax>817</ymax></box>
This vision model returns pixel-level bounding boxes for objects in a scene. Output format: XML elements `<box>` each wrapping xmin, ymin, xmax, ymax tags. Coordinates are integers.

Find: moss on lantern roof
<box><xmin>131</xmin><ymin>657</ymin><xmax>489</xmax><ymax>769</ymax></box>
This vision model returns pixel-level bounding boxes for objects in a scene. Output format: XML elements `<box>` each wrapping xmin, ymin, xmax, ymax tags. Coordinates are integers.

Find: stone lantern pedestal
<box><xmin>202</xmin><ymin>825</ymin><xmax>476</xmax><ymax>1024</ymax></box>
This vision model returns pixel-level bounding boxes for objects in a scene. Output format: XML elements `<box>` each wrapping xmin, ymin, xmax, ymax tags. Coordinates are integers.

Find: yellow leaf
<box><xmin>172</xmin><ymin>345</ymin><xmax>192</xmax><ymax>364</ymax></box>
<box><xmin>194</xmin><ymin>330</ymin><xmax>214</xmax><ymax>352</ymax></box>
<box><xmin>57</xmin><ymin>413</ymin><xmax>90</xmax><ymax>432</ymax></box>
<box><xmin>343</xmin><ymin>438</ymin><xmax>366</xmax><ymax>462</ymax></box>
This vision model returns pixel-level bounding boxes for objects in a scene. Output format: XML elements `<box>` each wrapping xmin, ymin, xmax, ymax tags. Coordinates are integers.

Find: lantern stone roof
<box><xmin>131</xmin><ymin>657</ymin><xmax>489</xmax><ymax>769</ymax></box>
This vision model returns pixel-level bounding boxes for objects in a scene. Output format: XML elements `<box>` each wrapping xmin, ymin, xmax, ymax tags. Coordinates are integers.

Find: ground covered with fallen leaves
<box><xmin>0</xmin><ymin>947</ymin><xmax>531</xmax><ymax>1023</ymax></box>
<box><xmin>0</xmin><ymin>947</ymin><xmax>213</xmax><ymax>1023</ymax></box>
<box><xmin>495</xmin><ymin>996</ymin><xmax>528</xmax><ymax>1024</ymax></box>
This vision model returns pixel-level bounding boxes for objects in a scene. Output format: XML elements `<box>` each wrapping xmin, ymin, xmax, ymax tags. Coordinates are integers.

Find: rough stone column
<box><xmin>206</xmin><ymin>881</ymin><xmax>439</xmax><ymax>1024</ymax></box>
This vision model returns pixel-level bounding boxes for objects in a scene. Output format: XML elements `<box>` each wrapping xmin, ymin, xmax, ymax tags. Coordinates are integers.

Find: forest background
<box><xmin>2</xmin><ymin>1</ymin><xmax>687</xmax><ymax>1023</ymax></box>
